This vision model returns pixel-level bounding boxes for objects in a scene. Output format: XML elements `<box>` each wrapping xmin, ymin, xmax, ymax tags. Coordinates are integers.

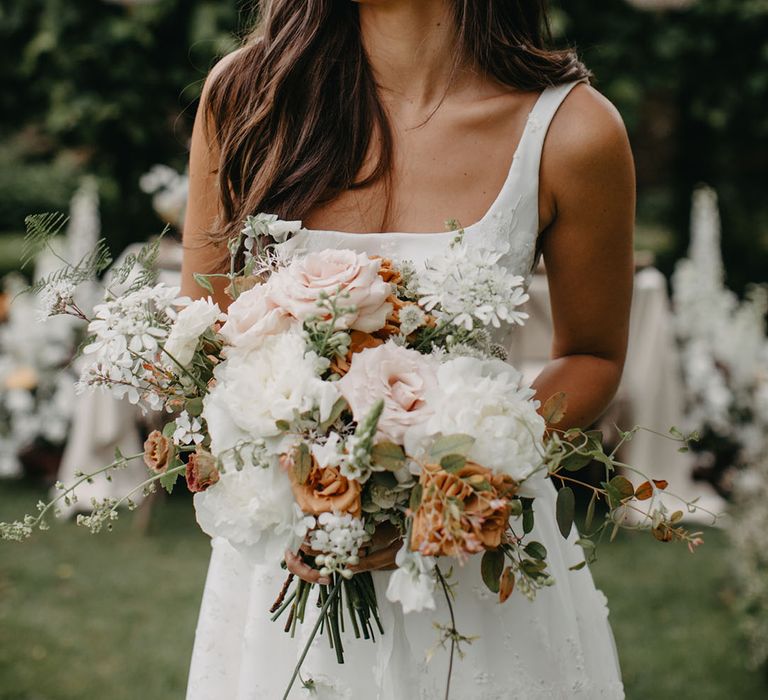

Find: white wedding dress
<box><xmin>186</xmin><ymin>78</ymin><xmax>625</xmax><ymax>699</ymax></box>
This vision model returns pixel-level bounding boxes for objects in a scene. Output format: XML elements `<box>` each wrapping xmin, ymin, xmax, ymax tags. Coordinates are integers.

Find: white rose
<box><xmin>385</xmin><ymin>544</ymin><xmax>436</xmax><ymax>614</ymax></box>
<box><xmin>219</xmin><ymin>282</ymin><xmax>297</xmax><ymax>349</ymax></box>
<box><xmin>202</xmin><ymin>328</ymin><xmax>340</xmax><ymax>455</ymax></box>
<box><xmin>404</xmin><ymin>356</ymin><xmax>546</xmax><ymax>483</ymax></box>
<box><xmin>268</xmin><ymin>249</ymin><xmax>392</xmax><ymax>332</ymax></box>
<box><xmin>163</xmin><ymin>297</ymin><xmax>224</xmax><ymax>368</ymax></box>
<box><xmin>337</xmin><ymin>342</ymin><xmax>437</xmax><ymax>444</ymax></box>
<box><xmin>193</xmin><ymin>464</ymin><xmax>299</xmax><ymax>566</ymax></box>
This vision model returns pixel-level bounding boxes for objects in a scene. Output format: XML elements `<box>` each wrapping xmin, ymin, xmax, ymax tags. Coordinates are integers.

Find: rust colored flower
<box><xmin>143</xmin><ymin>430</ymin><xmax>172</xmax><ymax>473</ymax></box>
<box><xmin>330</xmin><ymin>330</ymin><xmax>385</xmax><ymax>376</ymax></box>
<box><xmin>283</xmin><ymin>453</ymin><xmax>362</xmax><ymax>517</ymax></box>
<box><xmin>185</xmin><ymin>449</ymin><xmax>220</xmax><ymax>492</ymax></box>
<box><xmin>410</xmin><ymin>461</ymin><xmax>518</xmax><ymax>560</ymax></box>
<box><xmin>375</xmin><ymin>257</ymin><xmax>402</xmax><ymax>286</ymax></box>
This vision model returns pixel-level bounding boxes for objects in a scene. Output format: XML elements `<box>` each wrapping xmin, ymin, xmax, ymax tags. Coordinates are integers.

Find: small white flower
<box><xmin>163</xmin><ymin>297</ymin><xmax>224</xmax><ymax>369</ymax></box>
<box><xmin>172</xmin><ymin>410</ymin><xmax>204</xmax><ymax>445</ymax></box>
<box><xmin>385</xmin><ymin>544</ymin><xmax>436</xmax><ymax>614</ymax></box>
<box><xmin>398</xmin><ymin>304</ymin><xmax>427</xmax><ymax>337</ymax></box>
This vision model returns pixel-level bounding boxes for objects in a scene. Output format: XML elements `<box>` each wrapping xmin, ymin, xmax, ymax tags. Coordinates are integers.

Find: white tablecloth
<box><xmin>508</xmin><ymin>267</ymin><xmax>724</xmax><ymax>524</ymax></box>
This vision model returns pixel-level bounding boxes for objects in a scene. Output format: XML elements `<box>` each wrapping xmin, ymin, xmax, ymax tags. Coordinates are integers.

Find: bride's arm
<box><xmin>180</xmin><ymin>52</ymin><xmax>244</xmax><ymax>310</ymax></box>
<box><xmin>531</xmin><ymin>85</ymin><xmax>636</xmax><ymax>433</ymax></box>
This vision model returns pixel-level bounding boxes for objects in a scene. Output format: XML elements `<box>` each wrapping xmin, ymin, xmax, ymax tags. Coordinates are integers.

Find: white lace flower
<box><xmin>36</xmin><ymin>279</ymin><xmax>76</xmax><ymax>321</ymax></box>
<box><xmin>79</xmin><ymin>283</ymin><xmax>181</xmax><ymax>409</ymax></box>
<box><xmin>385</xmin><ymin>543</ymin><xmax>436</xmax><ymax>614</ymax></box>
<box><xmin>418</xmin><ymin>242</ymin><xmax>529</xmax><ymax>331</ymax></box>
<box><xmin>163</xmin><ymin>297</ymin><xmax>224</xmax><ymax>368</ymax></box>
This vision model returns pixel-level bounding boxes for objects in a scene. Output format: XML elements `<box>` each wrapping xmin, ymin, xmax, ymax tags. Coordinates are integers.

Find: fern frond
<box><xmin>25</xmin><ymin>239</ymin><xmax>113</xmax><ymax>296</ymax></box>
<box><xmin>108</xmin><ymin>226</ymin><xmax>169</xmax><ymax>294</ymax></box>
<box><xmin>22</xmin><ymin>212</ymin><xmax>69</xmax><ymax>269</ymax></box>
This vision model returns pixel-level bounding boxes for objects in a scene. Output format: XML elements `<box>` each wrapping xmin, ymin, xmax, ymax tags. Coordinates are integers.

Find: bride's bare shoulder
<box><xmin>544</xmin><ymin>82</ymin><xmax>633</xmax><ymax>177</ymax></box>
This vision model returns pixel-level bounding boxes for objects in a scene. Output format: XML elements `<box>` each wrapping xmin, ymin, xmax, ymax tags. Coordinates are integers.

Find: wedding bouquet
<box><xmin>2</xmin><ymin>212</ymin><xmax>709</xmax><ymax>696</ymax></box>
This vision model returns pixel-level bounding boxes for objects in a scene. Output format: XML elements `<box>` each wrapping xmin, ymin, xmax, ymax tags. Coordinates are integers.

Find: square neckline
<box><xmin>301</xmin><ymin>85</ymin><xmax>551</xmax><ymax>238</ymax></box>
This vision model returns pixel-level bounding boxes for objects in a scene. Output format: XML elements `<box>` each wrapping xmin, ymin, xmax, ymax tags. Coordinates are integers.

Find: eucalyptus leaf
<box><xmin>193</xmin><ymin>272</ymin><xmax>215</xmax><ymax>294</ymax></box>
<box><xmin>319</xmin><ymin>397</ymin><xmax>348</xmax><ymax>432</ymax></box>
<box><xmin>541</xmin><ymin>391</ymin><xmax>568</xmax><ymax>425</ymax></box>
<box><xmin>186</xmin><ymin>397</ymin><xmax>204</xmax><ymax>417</ymax></box>
<box><xmin>293</xmin><ymin>444</ymin><xmax>312</xmax><ymax>485</ymax></box>
<box><xmin>371</xmin><ymin>441</ymin><xmax>406</xmax><ymax>471</ymax></box>
<box><xmin>585</xmin><ymin>492</ymin><xmax>597</xmax><ymax>531</ymax></box>
<box><xmin>409</xmin><ymin>483</ymin><xmax>423</xmax><ymax>512</ymax></box>
<box><xmin>556</xmin><ymin>486</ymin><xmax>575</xmax><ymax>538</ymax></box>
<box><xmin>429</xmin><ymin>434</ymin><xmax>475</xmax><ymax>462</ymax></box>
<box><xmin>560</xmin><ymin>451</ymin><xmax>593</xmax><ymax>472</ymax></box>
<box><xmin>440</xmin><ymin>454</ymin><xmax>466</xmax><ymax>473</ymax></box>
<box><xmin>608</xmin><ymin>475</ymin><xmax>634</xmax><ymax>500</ymax></box>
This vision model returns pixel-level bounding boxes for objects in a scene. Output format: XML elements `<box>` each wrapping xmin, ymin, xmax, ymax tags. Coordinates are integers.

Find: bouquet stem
<box><xmin>282</xmin><ymin>576</ymin><xmax>343</xmax><ymax>700</ymax></box>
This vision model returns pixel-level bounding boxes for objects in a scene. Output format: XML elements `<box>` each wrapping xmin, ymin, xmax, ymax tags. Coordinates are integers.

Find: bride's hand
<box><xmin>284</xmin><ymin>548</ymin><xmax>331</xmax><ymax>586</ymax></box>
<box><xmin>348</xmin><ymin>522</ymin><xmax>403</xmax><ymax>573</ymax></box>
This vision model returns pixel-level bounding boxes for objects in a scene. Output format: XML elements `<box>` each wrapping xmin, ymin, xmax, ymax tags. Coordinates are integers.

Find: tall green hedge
<box><xmin>2</xmin><ymin>1</ymin><xmax>766</xmax><ymax>290</ymax></box>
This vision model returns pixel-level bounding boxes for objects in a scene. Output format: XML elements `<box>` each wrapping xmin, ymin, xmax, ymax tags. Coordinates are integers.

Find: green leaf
<box><xmin>185</xmin><ymin>397</ymin><xmax>204</xmax><ymax>417</ymax></box>
<box><xmin>319</xmin><ymin>397</ymin><xmax>348</xmax><ymax>432</ymax></box>
<box><xmin>409</xmin><ymin>483</ymin><xmax>423</xmax><ymax>512</ymax></box>
<box><xmin>560</xmin><ymin>451</ymin><xmax>593</xmax><ymax>472</ymax></box>
<box><xmin>481</xmin><ymin>550</ymin><xmax>504</xmax><ymax>593</ymax></box>
<box><xmin>371</xmin><ymin>441</ymin><xmax>406</xmax><ymax>471</ymax></box>
<box><xmin>608</xmin><ymin>475</ymin><xmax>634</xmax><ymax>500</ymax></box>
<box><xmin>440</xmin><ymin>454</ymin><xmax>466</xmax><ymax>473</ymax></box>
<box><xmin>556</xmin><ymin>486</ymin><xmax>575</xmax><ymax>539</ymax></box>
<box><xmin>21</xmin><ymin>212</ymin><xmax>68</xmax><ymax>268</ymax></box>
<box><xmin>585</xmin><ymin>492</ymin><xmax>597</xmax><ymax>531</ymax></box>
<box><xmin>162</xmin><ymin>421</ymin><xmax>177</xmax><ymax>439</ymax></box>
<box><xmin>159</xmin><ymin>467</ymin><xmax>180</xmax><ymax>495</ymax></box>
<box><xmin>508</xmin><ymin>498</ymin><xmax>523</xmax><ymax>517</ymax></box>
<box><xmin>193</xmin><ymin>272</ymin><xmax>215</xmax><ymax>294</ymax></box>
<box><xmin>429</xmin><ymin>434</ymin><xmax>475</xmax><ymax>462</ymax></box>
<box><xmin>569</xmin><ymin>561</ymin><xmax>587</xmax><ymax>571</ymax></box>
<box><xmin>541</xmin><ymin>391</ymin><xmax>568</xmax><ymax>425</ymax></box>
<box><xmin>521</xmin><ymin>497</ymin><xmax>535</xmax><ymax>534</ymax></box>
<box><xmin>524</xmin><ymin>541</ymin><xmax>547</xmax><ymax>560</ymax></box>
<box><xmin>275</xmin><ymin>419</ymin><xmax>291</xmax><ymax>431</ymax></box>
<box><xmin>293</xmin><ymin>444</ymin><xmax>312</xmax><ymax>485</ymax></box>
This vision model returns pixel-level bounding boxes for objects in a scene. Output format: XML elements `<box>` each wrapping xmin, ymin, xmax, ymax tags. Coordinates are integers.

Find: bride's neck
<box><xmin>357</xmin><ymin>0</ymin><xmax>470</xmax><ymax>110</ymax></box>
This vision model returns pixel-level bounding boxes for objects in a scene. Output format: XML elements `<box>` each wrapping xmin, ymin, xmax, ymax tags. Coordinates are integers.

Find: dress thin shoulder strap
<box><xmin>519</xmin><ymin>78</ymin><xmax>589</xmax><ymax>186</ymax></box>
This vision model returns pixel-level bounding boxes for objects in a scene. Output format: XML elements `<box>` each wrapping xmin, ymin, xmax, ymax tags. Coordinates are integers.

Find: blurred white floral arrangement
<box><xmin>0</xmin><ymin>179</ymin><xmax>104</xmax><ymax>477</ymax></box>
<box><xmin>139</xmin><ymin>164</ymin><xmax>188</xmax><ymax>230</ymax></box>
<box><xmin>672</xmin><ymin>185</ymin><xmax>768</xmax><ymax>668</ymax></box>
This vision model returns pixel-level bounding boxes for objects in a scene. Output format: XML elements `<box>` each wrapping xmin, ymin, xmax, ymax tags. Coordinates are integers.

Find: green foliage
<box><xmin>1</xmin><ymin>0</ymin><xmax>253</xmax><ymax>252</ymax></box>
<box><xmin>550</xmin><ymin>0</ymin><xmax>768</xmax><ymax>291</ymax></box>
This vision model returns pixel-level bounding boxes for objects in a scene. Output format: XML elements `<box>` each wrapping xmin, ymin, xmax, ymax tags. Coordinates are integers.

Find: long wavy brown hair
<box><xmin>204</xmin><ymin>0</ymin><xmax>590</xmax><ymax>253</ymax></box>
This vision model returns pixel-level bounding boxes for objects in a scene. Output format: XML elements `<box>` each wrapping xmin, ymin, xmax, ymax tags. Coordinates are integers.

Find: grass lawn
<box><xmin>1</xmin><ymin>478</ymin><xmax>765</xmax><ymax>700</ymax></box>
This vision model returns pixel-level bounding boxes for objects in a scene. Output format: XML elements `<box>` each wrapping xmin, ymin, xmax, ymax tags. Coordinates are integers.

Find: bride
<box><xmin>181</xmin><ymin>1</ymin><xmax>634</xmax><ymax>698</ymax></box>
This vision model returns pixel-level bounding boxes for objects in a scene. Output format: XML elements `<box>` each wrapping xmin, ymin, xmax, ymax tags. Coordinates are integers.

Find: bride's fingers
<box><xmin>347</xmin><ymin>540</ymin><xmax>401</xmax><ymax>573</ymax></box>
<box><xmin>284</xmin><ymin>549</ymin><xmax>331</xmax><ymax>585</ymax></box>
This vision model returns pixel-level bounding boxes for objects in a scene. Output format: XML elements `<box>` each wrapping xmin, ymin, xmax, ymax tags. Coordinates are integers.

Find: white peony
<box><xmin>202</xmin><ymin>328</ymin><xmax>340</xmax><ymax>456</ymax></box>
<box><xmin>163</xmin><ymin>297</ymin><xmax>224</xmax><ymax>368</ymax></box>
<box><xmin>385</xmin><ymin>543</ymin><xmax>436</xmax><ymax>614</ymax></box>
<box><xmin>404</xmin><ymin>356</ymin><xmax>546</xmax><ymax>483</ymax></box>
<box><xmin>193</xmin><ymin>464</ymin><xmax>299</xmax><ymax>565</ymax></box>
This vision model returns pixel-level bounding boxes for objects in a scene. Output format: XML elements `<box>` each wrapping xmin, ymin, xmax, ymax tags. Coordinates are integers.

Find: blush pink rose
<box><xmin>219</xmin><ymin>282</ymin><xmax>296</xmax><ymax>349</ymax></box>
<box><xmin>337</xmin><ymin>342</ymin><xmax>437</xmax><ymax>444</ymax></box>
<box><xmin>267</xmin><ymin>250</ymin><xmax>392</xmax><ymax>332</ymax></box>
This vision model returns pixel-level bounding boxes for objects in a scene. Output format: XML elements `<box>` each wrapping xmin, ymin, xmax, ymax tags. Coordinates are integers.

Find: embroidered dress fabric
<box><xmin>185</xmin><ymin>79</ymin><xmax>626</xmax><ymax>699</ymax></box>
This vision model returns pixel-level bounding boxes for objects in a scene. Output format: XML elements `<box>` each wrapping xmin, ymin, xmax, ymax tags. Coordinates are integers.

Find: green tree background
<box><xmin>2</xmin><ymin>0</ymin><xmax>766</xmax><ymax>291</ymax></box>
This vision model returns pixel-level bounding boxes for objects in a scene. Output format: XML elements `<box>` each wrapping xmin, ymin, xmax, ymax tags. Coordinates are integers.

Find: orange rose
<box><xmin>143</xmin><ymin>430</ymin><xmax>172</xmax><ymax>473</ymax></box>
<box><xmin>283</xmin><ymin>453</ymin><xmax>361</xmax><ymax>517</ymax></box>
<box><xmin>185</xmin><ymin>449</ymin><xmax>220</xmax><ymax>492</ymax></box>
<box><xmin>330</xmin><ymin>330</ymin><xmax>385</xmax><ymax>376</ymax></box>
<box><xmin>410</xmin><ymin>461</ymin><xmax>517</xmax><ymax>559</ymax></box>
